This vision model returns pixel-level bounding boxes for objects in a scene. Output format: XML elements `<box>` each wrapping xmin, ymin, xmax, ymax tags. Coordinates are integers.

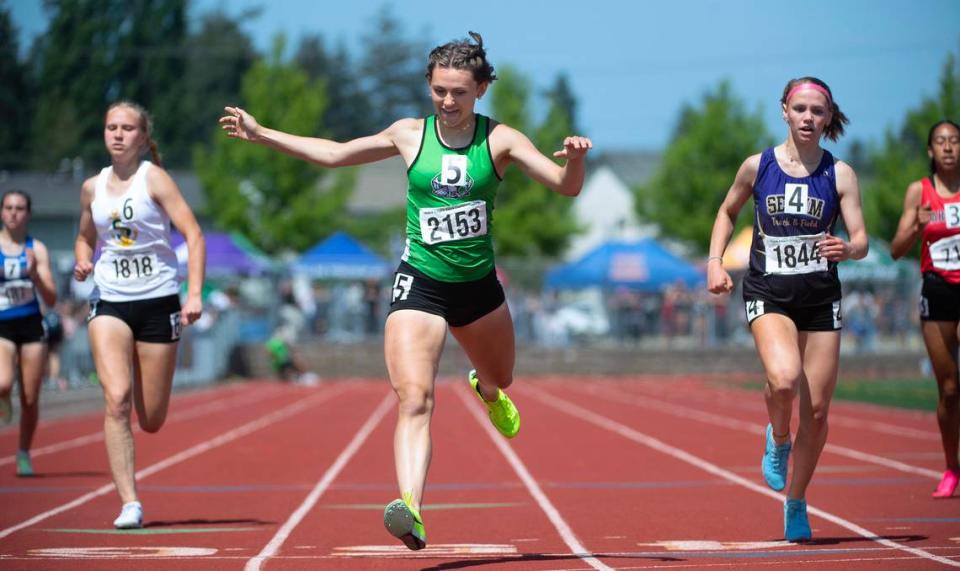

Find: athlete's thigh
<box><xmin>921</xmin><ymin>321</ymin><xmax>960</xmax><ymax>382</ymax></box>
<box><xmin>88</xmin><ymin>315</ymin><xmax>136</xmax><ymax>399</ymax></box>
<box><xmin>384</xmin><ymin>309</ymin><xmax>448</xmax><ymax>394</ymax></box>
<box><xmin>16</xmin><ymin>342</ymin><xmax>47</xmax><ymax>402</ymax></box>
<box><xmin>0</xmin><ymin>338</ymin><xmax>16</xmax><ymax>391</ymax></box>
<box><xmin>449</xmin><ymin>302</ymin><xmax>515</xmax><ymax>381</ymax></box>
<box><xmin>132</xmin><ymin>340</ymin><xmax>178</xmax><ymax>421</ymax></box>
<box><xmin>750</xmin><ymin>313</ymin><xmax>803</xmax><ymax>381</ymax></box>
<box><xmin>798</xmin><ymin>330</ymin><xmax>841</xmax><ymax>411</ymax></box>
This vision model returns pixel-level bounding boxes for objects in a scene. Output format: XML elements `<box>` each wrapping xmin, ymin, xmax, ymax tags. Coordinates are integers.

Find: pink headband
<box><xmin>785</xmin><ymin>83</ymin><xmax>832</xmax><ymax>106</ymax></box>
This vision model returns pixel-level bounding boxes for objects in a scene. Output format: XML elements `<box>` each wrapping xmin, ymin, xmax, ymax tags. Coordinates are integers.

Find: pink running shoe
<box><xmin>932</xmin><ymin>469</ymin><xmax>959</xmax><ymax>498</ymax></box>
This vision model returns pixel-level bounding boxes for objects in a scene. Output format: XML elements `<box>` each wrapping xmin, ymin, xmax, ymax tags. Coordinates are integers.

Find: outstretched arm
<box><xmin>497</xmin><ymin>125</ymin><xmax>592</xmax><ymax>196</ymax></box>
<box><xmin>219</xmin><ymin>106</ymin><xmax>413</xmax><ymax>167</ymax></box>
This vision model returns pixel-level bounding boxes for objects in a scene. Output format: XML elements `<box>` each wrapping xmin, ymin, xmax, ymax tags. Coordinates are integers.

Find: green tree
<box><xmin>635</xmin><ymin>80</ymin><xmax>772</xmax><ymax>252</ymax></box>
<box><xmin>176</xmin><ymin>10</ymin><xmax>256</xmax><ymax>167</ymax></box>
<box><xmin>490</xmin><ymin>66</ymin><xmax>581</xmax><ymax>257</ymax></box>
<box><xmin>27</xmin><ymin>0</ymin><xmax>188</xmax><ymax>169</ymax></box>
<box><xmin>863</xmin><ymin>51</ymin><xmax>959</xmax><ymax>248</ymax></box>
<box><xmin>114</xmin><ymin>0</ymin><xmax>187</xmax><ymax>165</ymax></box>
<box><xmin>0</xmin><ymin>2</ymin><xmax>31</xmax><ymax>169</ymax></box>
<box><xmin>358</xmin><ymin>6</ymin><xmax>431</xmax><ymax>130</ymax></box>
<box><xmin>194</xmin><ymin>37</ymin><xmax>353</xmax><ymax>254</ymax></box>
<box><xmin>295</xmin><ymin>35</ymin><xmax>374</xmax><ymax>141</ymax></box>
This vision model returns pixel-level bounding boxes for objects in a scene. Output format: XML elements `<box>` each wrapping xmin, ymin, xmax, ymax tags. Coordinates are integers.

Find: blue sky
<box><xmin>10</xmin><ymin>0</ymin><xmax>960</xmax><ymax>154</ymax></box>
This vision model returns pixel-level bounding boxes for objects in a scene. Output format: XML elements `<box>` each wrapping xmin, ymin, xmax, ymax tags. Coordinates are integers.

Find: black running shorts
<box><xmin>388</xmin><ymin>261</ymin><xmax>505</xmax><ymax>327</ymax></box>
<box><xmin>744</xmin><ymin>297</ymin><xmax>842</xmax><ymax>332</ymax></box>
<box><xmin>920</xmin><ymin>272</ymin><xmax>960</xmax><ymax>322</ymax></box>
<box><xmin>88</xmin><ymin>294</ymin><xmax>182</xmax><ymax>343</ymax></box>
<box><xmin>0</xmin><ymin>313</ymin><xmax>45</xmax><ymax>345</ymax></box>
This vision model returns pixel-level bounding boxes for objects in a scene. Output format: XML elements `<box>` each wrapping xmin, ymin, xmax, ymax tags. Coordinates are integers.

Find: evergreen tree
<box><xmin>491</xmin><ymin>66</ymin><xmax>581</xmax><ymax>257</ymax></box>
<box><xmin>0</xmin><ymin>2</ymin><xmax>31</xmax><ymax>170</ymax></box>
<box><xmin>194</xmin><ymin>37</ymin><xmax>353</xmax><ymax>254</ymax></box>
<box><xmin>863</xmin><ymin>51</ymin><xmax>959</xmax><ymax>248</ymax></box>
<box><xmin>635</xmin><ymin>80</ymin><xmax>772</xmax><ymax>251</ymax></box>
<box><xmin>295</xmin><ymin>34</ymin><xmax>374</xmax><ymax>140</ymax></box>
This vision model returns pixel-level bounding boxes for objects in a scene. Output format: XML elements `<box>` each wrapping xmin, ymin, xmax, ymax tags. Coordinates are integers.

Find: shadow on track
<box><xmin>144</xmin><ymin>518</ymin><xmax>276</xmax><ymax>528</ymax></box>
<box><xmin>419</xmin><ymin>552</ymin><xmax>681</xmax><ymax>570</ymax></box>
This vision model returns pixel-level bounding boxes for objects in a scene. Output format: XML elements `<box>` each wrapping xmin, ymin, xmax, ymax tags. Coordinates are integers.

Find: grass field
<box><xmin>736</xmin><ymin>377</ymin><xmax>939</xmax><ymax>411</ymax></box>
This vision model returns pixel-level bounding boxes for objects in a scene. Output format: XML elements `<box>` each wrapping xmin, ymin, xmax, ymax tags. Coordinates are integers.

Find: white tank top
<box><xmin>91</xmin><ymin>161</ymin><xmax>180</xmax><ymax>301</ymax></box>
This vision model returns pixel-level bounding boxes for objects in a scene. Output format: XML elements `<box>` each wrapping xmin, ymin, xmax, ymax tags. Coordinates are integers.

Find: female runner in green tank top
<box><xmin>220</xmin><ymin>32</ymin><xmax>592</xmax><ymax>550</ymax></box>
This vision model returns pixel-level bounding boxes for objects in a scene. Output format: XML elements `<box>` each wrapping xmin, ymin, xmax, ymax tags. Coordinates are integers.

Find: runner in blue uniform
<box><xmin>706</xmin><ymin>77</ymin><xmax>868</xmax><ymax>541</ymax></box>
<box><xmin>0</xmin><ymin>190</ymin><xmax>57</xmax><ymax>476</ymax></box>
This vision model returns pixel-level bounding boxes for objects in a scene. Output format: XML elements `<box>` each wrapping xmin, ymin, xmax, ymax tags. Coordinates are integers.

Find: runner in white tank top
<box><xmin>90</xmin><ymin>160</ymin><xmax>180</xmax><ymax>301</ymax></box>
<box><xmin>74</xmin><ymin>101</ymin><xmax>206</xmax><ymax>530</ymax></box>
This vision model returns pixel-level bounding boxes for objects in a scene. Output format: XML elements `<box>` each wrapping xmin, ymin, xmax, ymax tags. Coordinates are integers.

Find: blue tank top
<box><xmin>742</xmin><ymin>148</ymin><xmax>842</xmax><ymax>306</ymax></box>
<box><xmin>0</xmin><ymin>236</ymin><xmax>41</xmax><ymax>320</ymax></box>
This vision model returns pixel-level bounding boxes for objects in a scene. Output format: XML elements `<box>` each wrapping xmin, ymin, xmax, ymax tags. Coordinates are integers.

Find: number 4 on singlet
<box><xmin>784</xmin><ymin>184</ymin><xmax>808</xmax><ymax>215</ymax></box>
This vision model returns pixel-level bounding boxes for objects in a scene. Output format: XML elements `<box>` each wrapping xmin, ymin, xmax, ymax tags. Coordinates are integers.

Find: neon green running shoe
<box><xmin>469</xmin><ymin>369</ymin><xmax>520</xmax><ymax>438</ymax></box>
<box><xmin>15</xmin><ymin>450</ymin><xmax>33</xmax><ymax>477</ymax></box>
<box><xmin>383</xmin><ymin>497</ymin><xmax>426</xmax><ymax>550</ymax></box>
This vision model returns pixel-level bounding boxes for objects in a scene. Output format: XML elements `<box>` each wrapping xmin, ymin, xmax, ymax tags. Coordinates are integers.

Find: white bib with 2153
<box><xmin>764</xmin><ymin>232</ymin><xmax>827</xmax><ymax>275</ymax></box>
<box><xmin>419</xmin><ymin>201</ymin><xmax>487</xmax><ymax>245</ymax></box>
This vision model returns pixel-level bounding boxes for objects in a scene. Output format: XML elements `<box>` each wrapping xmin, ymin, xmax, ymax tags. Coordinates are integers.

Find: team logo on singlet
<box><xmin>431</xmin><ymin>173</ymin><xmax>474</xmax><ymax>198</ymax></box>
<box><xmin>109</xmin><ymin>210</ymin><xmax>138</xmax><ymax>247</ymax></box>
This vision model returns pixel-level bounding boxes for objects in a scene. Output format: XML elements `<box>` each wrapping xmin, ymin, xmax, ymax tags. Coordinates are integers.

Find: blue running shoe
<box><xmin>784</xmin><ymin>498</ymin><xmax>812</xmax><ymax>541</ymax></box>
<box><xmin>762</xmin><ymin>424</ymin><xmax>791</xmax><ymax>491</ymax></box>
<box><xmin>15</xmin><ymin>450</ymin><xmax>33</xmax><ymax>477</ymax></box>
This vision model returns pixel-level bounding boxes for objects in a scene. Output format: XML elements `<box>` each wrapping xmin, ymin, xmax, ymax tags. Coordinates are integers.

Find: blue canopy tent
<box><xmin>546</xmin><ymin>238</ymin><xmax>704</xmax><ymax>291</ymax></box>
<box><xmin>293</xmin><ymin>231</ymin><xmax>390</xmax><ymax>280</ymax></box>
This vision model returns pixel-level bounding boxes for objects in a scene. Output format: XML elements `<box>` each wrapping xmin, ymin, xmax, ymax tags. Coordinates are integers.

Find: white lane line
<box><xmin>635</xmin><ymin>383</ymin><xmax>940</xmax><ymax>441</ymax></box>
<box><xmin>244</xmin><ymin>391</ymin><xmax>393</xmax><ymax>571</ymax></box>
<box><xmin>456</xmin><ymin>384</ymin><xmax>614</xmax><ymax>571</ymax></box>
<box><xmin>571</xmin><ymin>383</ymin><xmax>941</xmax><ymax>479</ymax></box>
<box><xmin>523</xmin><ymin>387</ymin><xmax>960</xmax><ymax>568</ymax></box>
<box><xmin>0</xmin><ymin>388</ymin><xmax>273</xmax><ymax>467</ymax></box>
<box><xmin>0</xmin><ymin>384</ymin><xmax>352</xmax><ymax>540</ymax></box>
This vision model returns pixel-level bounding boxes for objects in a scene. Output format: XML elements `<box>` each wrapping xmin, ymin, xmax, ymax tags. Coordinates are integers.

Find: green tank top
<box><xmin>403</xmin><ymin>114</ymin><xmax>501</xmax><ymax>282</ymax></box>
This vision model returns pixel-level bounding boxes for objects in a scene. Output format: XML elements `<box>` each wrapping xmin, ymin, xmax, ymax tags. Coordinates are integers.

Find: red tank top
<box><xmin>919</xmin><ymin>177</ymin><xmax>960</xmax><ymax>284</ymax></box>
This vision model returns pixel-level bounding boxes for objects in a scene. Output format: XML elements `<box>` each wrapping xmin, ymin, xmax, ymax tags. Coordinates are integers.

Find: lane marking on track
<box><xmin>0</xmin><ymin>385</ymin><xmax>275</xmax><ymax>466</ymax></box>
<box><xmin>0</xmin><ymin>384</ymin><xmax>353</xmax><ymax>540</ymax></box>
<box><xmin>456</xmin><ymin>384</ymin><xmax>615</xmax><ymax>571</ymax></box>
<box><xmin>43</xmin><ymin>527</ymin><xmax>257</xmax><ymax>535</ymax></box>
<box><xmin>244</xmin><ymin>391</ymin><xmax>393</xmax><ymax>571</ymax></box>
<box><xmin>523</xmin><ymin>387</ymin><xmax>960</xmax><ymax>568</ymax></box>
<box><xmin>27</xmin><ymin>546</ymin><xmax>218</xmax><ymax>558</ymax></box>
<box><xmin>568</xmin><ymin>383</ymin><xmax>942</xmax><ymax>479</ymax></box>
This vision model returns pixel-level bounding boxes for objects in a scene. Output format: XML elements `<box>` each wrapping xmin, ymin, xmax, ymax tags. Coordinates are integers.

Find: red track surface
<box><xmin>1</xmin><ymin>376</ymin><xmax>958</xmax><ymax>570</ymax></box>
